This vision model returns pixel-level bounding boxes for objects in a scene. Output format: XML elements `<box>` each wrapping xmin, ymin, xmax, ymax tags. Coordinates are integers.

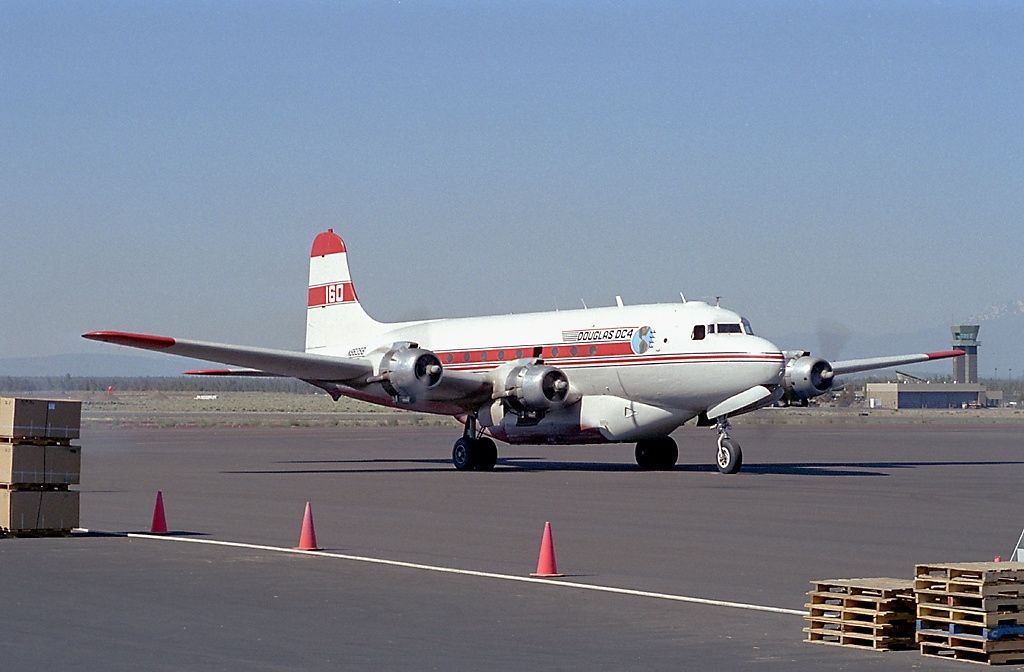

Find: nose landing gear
<box><xmin>715</xmin><ymin>418</ymin><xmax>742</xmax><ymax>474</ymax></box>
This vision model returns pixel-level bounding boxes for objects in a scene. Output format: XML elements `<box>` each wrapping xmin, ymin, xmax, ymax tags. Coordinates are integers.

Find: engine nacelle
<box><xmin>501</xmin><ymin>364</ymin><xmax>575</xmax><ymax>414</ymax></box>
<box><xmin>377</xmin><ymin>344</ymin><xmax>443</xmax><ymax>401</ymax></box>
<box><xmin>782</xmin><ymin>355</ymin><xmax>834</xmax><ymax>403</ymax></box>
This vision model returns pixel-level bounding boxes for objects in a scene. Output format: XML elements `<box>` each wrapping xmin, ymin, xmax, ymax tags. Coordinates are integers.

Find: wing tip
<box><xmin>82</xmin><ymin>331</ymin><xmax>176</xmax><ymax>349</ymax></box>
<box><xmin>926</xmin><ymin>349</ymin><xmax>966</xmax><ymax>360</ymax></box>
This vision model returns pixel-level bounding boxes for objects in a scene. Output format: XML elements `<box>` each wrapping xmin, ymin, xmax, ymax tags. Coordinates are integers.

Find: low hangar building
<box><xmin>865</xmin><ymin>383</ymin><xmax>1002</xmax><ymax>409</ymax></box>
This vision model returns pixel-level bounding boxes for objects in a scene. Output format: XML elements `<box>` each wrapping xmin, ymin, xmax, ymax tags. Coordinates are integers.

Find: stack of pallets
<box><xmin>0</xmin><ymin>398</ymin><xmax>81</xmax><ymax>536</ymax></box>
<box><xmin>804</xmin><ymin>578</ymin><xmax>917</xmax><ymax>651</ymax></box>
<box><xmin>915</xmin><ymin>562</ymin><xmax>1024</xmax><ymax>665</ymax></box>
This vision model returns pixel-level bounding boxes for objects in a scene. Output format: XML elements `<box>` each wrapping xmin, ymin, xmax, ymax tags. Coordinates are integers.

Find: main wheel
<box><xmin>474</xmin><ymin>437</ymin><xmax>498</xmax><ymax>471</ymax></box>
<box><xmin>716</xmin><ymin>437</ymin><xmax>743</xmax><ymax>474</ymax></box>
<box><xmin>452</xmin><ymin>437</ymin><xmax>478</xmax><ymax>471</ymax></box>
<box><xmin>635</xmin><ymin>437</ymin><xmax>678</xmax><ymax>470</ymax></box>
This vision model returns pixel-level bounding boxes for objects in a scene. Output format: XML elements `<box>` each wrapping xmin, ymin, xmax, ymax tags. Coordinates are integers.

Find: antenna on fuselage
<box><xmin>715</xmin><ymin>295</ymin><xmax>721</xmax><ymax>307</ymax></box>
<box><xmin>615</xmin><ymin>295</ymin><xmax>624</xmax><ymax>307</ymax></box>
<box><xmin>580</xmin><ymin>299</ymin><xmax>588</xmax><ymax>309</ymax></box>
<box><xmin>679</xmin><ymin>292</ymin><xmax>687</xmax><ymax>303</ymax></box>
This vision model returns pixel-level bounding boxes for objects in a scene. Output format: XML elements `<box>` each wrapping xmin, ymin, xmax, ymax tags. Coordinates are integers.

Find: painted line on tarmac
<box><xmin>121</xmin><ymin>532</ymin><xmax>805</xmax><ymax>617</ymax></box>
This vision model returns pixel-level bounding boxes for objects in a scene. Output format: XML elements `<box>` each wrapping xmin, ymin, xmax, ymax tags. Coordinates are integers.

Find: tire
<box><xmin>452</xmin><ymin>437</ymin><xmax>478</xmax><ymax>471</ymax></box>
<box><xmin>635</xmin><ymin>437</ymin><xmax>677</xmax><ymax>470</ymax></box>
<box><xmin>716</xmin><ymin>437</ymin><xmax>742</xmax><ymax>474</ymax></box>
<box><xmin>635</xmin><ymin>440</ymin><xmax>655</xmax><ymax>469</ymax></box>
<box><xmin>655</xmin><ymin>436</ymin><xmax>678</xmax><ymax>470</ymax></box>
<box><xmin>474</xmin><ymin>437</ymin><xmax>498</xmax><ymax>471</ymax></box>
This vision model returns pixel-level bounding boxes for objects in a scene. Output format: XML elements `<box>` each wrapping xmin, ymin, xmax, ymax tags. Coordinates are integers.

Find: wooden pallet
<box><xmin>0</xmin><ymin>436</ymin><xmax>74</xmax><ymax>447</ymax></box>
<box><xmin>805</xmin><ymin>578</ymin><xmax>916</xmax><ymax>651</ymax></box>
<box><xmin>918</xmin><ymin>592</ymin><xmax>1024</xmax><ymax>612</ymax></box>
<box><xmin>921</xmin><ymin>643</ymin><xmax>1024</xmax><ymax>666</ymax></box>
<box><xmin>916</xmin><ymin>563</ymin><xmax>1024</xmax><ymax>599</ymax></box>
<box><xmin>0</xmin><ymin>528</ymin><xmax>73</xmax><ymax>538</ymax></box>
<box><xmin>919</xmin><ymin>603</ymin><xmax>1024</xmax><ymax>629</ymax></box>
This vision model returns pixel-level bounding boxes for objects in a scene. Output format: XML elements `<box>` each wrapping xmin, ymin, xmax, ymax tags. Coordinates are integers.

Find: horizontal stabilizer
<box><xmin>82</xmin><ymin>331</ymin><xmax>372</xmax><ymax>382</ymax></box>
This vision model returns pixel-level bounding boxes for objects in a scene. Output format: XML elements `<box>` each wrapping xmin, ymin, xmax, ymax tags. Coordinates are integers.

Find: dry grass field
<box><xmin>21</xmin><ymin>389</ymin><xmax>1017</xmax><ymax>429</ymax></box>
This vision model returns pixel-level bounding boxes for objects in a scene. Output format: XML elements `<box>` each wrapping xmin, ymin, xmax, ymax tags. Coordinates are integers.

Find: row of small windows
<box><xmin>442</xmin><ymin>345</ymin><xmax>600</xmax><ymax>364</ymax></box>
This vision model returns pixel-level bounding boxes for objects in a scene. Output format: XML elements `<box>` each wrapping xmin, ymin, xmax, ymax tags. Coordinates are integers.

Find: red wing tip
<box><xmin>82</xmin><ymin>331</ymin><xmax>176</xmax><ymax>349</ymax></box>
<box><xmin>310</xmin><ymin>229</ymin><xmax>346</xmax><ymax>257</ymax></box>
<box><xmin>184</xmin><ymin>369</ymin><xmax>231</xmax><ymax>375</ymax></box>
<box><xmin>926</xmin><ymin>350</ymin><xmax>966</xmax><ymax>360</ymax></box>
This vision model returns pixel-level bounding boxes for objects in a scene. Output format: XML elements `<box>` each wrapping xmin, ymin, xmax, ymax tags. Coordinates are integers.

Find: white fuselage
<box><xmin>320</xmin><ymin>301</ymin><xmax>785</xmax><ymax>444</ymax></box>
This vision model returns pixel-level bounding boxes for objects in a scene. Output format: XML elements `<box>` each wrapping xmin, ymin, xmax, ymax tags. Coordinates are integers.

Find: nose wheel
<box><xmin>715</xmin><ymin>418</ymin><xmax>743</xmax><ymax>474</ymax></box>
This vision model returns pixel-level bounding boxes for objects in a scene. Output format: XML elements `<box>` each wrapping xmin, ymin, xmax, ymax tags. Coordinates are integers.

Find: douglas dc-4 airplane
<box><xmin>84</xmin><ymin>229</ymin><xmax>963</xmax><ymax>474</ymax></box>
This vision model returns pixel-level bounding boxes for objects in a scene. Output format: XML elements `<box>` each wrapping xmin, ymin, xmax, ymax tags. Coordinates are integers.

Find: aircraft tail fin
<box><xmin>305</xmin><ymin>229</ymin><xmax>384</xmax><ymax>353</ymax></box>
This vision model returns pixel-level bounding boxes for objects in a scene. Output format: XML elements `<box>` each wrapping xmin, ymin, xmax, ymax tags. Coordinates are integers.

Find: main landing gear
<box><xmin>715</xmin><ymin>417</ymin><xmax>742</xmax><ymax>474</ymax></box>
<box><xmin>452</xmin><ymin>414</ymin><xmax>498</xmax><ymax>471</ymax></box>
<box><xmin>634</xmin><ymin>436</ymin><xmax>678</xmax><ymax>470</ymax></box>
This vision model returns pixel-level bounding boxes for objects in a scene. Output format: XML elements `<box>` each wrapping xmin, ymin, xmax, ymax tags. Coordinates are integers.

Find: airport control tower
<box><xmin>951</xmin><ymin>324</ymin><xmax>980</xmax><ymax>384</ymax></box>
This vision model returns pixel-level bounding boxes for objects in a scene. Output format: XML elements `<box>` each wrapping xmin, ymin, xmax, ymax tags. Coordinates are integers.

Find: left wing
<box><xmin>781</xmin><ymin>348</ymin><xmax>964</xmax><ymax>405</ymax></box>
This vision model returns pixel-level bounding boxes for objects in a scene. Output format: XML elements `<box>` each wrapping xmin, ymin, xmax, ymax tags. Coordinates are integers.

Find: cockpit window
<box><xmin>691</xmin><ymin>324</ymin><xmax>706</xmax><ymax>340</ymax></box>
<box><xmin>741</xmin><ymin>317</ymin><xmax>753</xmax><ymax>335</ymax></box>
<box><xmin>717</xmin><ymin>323</ymin><xmax>742</xmax><ymax>334</ymax></box>
<box><xmin>707</xmin><ymin>324</ymin><xmax>716</xmax><ymax>334</ymax></box>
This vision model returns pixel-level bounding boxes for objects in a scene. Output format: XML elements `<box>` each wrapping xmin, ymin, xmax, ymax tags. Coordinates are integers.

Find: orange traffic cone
<box><xmin>530</xmin><ymin>521</ymin><xmax>564</xmax><ymax>577</ymax></box>
<box><xmin>295</xmin><ymin>501</ymin><xmax>321</xmax><ymax>550</ymax></box>
<box><xmin>150</xmin><ymin>491</ymin><xmax>168</xmax><ymax>534</ymax></box>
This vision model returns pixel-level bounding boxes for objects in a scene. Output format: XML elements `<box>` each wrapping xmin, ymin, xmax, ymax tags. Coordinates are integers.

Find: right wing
<box><xmin>82</xmin><ymin>330</ymin><xmax>495</xmax><ymax>408</ymax></box>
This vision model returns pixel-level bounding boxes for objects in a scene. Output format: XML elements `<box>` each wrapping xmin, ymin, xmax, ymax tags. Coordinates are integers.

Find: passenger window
<box><xmin>463</xmin><ymin>352</ymin><xmax>471</xmax><ymax>362</ymax></box>
<box><xmin>692</xmin><ymin>325</ymin><xmax>706</xmax><ymax>340</ymax></box>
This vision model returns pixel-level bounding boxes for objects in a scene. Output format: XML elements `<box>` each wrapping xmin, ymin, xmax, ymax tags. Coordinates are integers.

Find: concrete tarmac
<box><xmin>3</xmin><ymin>422</ymin><xmax>1024</xmax><ymax>670</ymax></box>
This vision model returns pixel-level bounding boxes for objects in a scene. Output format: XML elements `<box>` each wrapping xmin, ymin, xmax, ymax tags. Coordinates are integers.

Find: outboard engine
<box><xmin>375</xmin><ymin>342</ymin><xmax>443</xmax><ymax>403</ymax></box>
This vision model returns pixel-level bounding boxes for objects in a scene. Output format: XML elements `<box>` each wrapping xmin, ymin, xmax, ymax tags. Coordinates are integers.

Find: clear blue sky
<box><xmin>2</xmin><ymin>1</ymin><xmax>1022</xmax><ymax>364</ymax></box>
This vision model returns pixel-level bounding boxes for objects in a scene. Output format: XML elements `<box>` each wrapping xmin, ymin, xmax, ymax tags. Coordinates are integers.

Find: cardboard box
<box><xmin>0</xmin><ymin>398</ymin><xmax>48</xmax><ymax>439</ymax></box>
<box><xmin>0</xmin><ymin>398</ymin><xmax>81</xmax><ymax>440</ymax></box>
<box><xmin>0</xmin><ymin>444</ymin><xmax>45</xmax><ymax>484</ymax></box>
<box><xmin>0</xmin><ymin>489</ymin><xmax>80</xmax><ymax>532</ymax></box>
<box><xmin>0</xmin><ymin>444</ymin><xmax>81</xmax><ymax>486</ymax></box>
<box><xmin>45</xmin><ymin>445</ymin><xmax>81</xmax><ymax>485</ymax></box>
<box><xmin>45</xmin><ymin>400</ymin><xmax>82</xmax><ymax>440</ymax></box>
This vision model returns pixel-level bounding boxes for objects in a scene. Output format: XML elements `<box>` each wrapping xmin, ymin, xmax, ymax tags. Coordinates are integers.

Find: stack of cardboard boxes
<box><xmin>0</xmin><ymin>397</ymin><xmax>81</xmax><ymax>535</ymax></box>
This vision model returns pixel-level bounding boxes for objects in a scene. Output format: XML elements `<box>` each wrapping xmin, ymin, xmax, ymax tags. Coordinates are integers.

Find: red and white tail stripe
<box><xmin>305</xmin><ymin>229</ymin><xmax>381</xmax><ymax>353</ymax></box>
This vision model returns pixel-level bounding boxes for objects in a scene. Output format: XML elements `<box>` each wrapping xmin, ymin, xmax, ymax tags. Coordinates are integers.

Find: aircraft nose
<box><xmin>749</xmin><ymin>336</ymin><xmax>786</xmax><ymax>385</ymax></box>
